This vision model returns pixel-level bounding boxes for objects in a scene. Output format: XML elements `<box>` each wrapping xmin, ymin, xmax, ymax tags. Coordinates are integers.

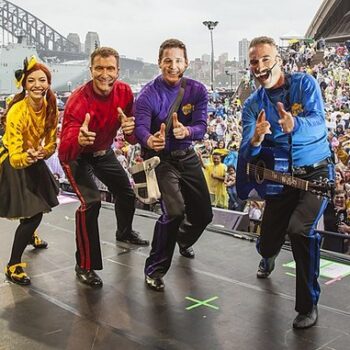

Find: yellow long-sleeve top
<box><xmin>0</xmin><ymin>98</ymin><xmax>58</xmax><ymax>169</ymax></box>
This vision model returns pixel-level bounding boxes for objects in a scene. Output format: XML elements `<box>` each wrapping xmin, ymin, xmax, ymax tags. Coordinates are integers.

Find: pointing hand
<box><xmin>26</xmin><ymin>140</ymin><xmax>38</xmax><ymax>164</ymax></box>
<box><xmin>250</xmin><ymin>109</ymin><xmax>271</xmax><ymax>147</ymax></box>
<box><xmin>277</xmin><ymin>102</ymin><xmax>294</xmax><ymax>133</ymax></box>
<box><xmin>36</xmin><ymin>146</ymin><xmax>48</xmax><ymax>160</ymax></box>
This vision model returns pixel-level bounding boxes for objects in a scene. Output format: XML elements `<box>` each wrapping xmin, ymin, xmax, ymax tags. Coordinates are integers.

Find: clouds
<box><xmin>9</xmin><ymin>0</ymin><xmax>323</xmax><ymax>62</ymax></box>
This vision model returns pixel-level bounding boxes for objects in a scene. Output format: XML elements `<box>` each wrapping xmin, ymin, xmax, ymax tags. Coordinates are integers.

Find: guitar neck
<box><xmin>248</xmin><ymin>164</ymin><xmax>309</xmax><ymax>191</ymax></box>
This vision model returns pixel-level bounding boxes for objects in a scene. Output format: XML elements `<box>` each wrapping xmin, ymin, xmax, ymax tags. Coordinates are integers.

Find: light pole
<box><xmin>203</xmin><ymin>21</ymin><xmax>218</xmax><ymax>91</ymax></box>
<box><xmin>225</xmin><ymin>70</ymin><xmax>234</xmax><ymax>91</ymax></box>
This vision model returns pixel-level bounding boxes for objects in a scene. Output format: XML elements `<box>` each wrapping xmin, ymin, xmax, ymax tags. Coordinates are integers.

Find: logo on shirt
<box><xmin>182</xmin><ymin>103</ymin><xmax>194</xmax><ymax>116</ymax></box>
<box><xmin>291</xmin><ymin>103</ymin><xmax>303</xmax><ymax>117</ymax></box>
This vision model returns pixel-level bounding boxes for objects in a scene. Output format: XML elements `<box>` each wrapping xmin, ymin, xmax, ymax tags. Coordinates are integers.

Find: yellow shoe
<box><xmin>5</xmin><ymin>263</ymin><xmax>31</xmax><ymax>285</ymax></box>
<box><xmin>30</xmin><ymin>230</ymin><xmax>48</xmax><ymax>249</ymax></box>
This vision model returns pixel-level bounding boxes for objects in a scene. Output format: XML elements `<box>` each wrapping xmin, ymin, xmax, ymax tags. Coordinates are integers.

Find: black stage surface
<box><xmin>0</xmin><ymin>195</ymin><xmax>349</xmax><ymax>350</ymax></box>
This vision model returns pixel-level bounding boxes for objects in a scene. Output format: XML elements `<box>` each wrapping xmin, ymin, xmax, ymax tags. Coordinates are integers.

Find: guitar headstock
<box><xmin>309</xmin><ymin>179</ymin><xmax>335</xmax><ymax>199</ymax></box>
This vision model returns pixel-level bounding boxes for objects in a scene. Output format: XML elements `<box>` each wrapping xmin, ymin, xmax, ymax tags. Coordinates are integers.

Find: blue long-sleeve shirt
<box><xmin>134</xmin><ymin>75</ymin><xmax>208</xmax><ymax>152</ymax></box>
<box><xmin>240</xmin><ymin>72</ymin><xmax>331</xmax><ymax>167</ymax></box>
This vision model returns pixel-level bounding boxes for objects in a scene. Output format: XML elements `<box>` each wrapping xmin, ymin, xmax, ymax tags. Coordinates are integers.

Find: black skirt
<box><xmin>0</xmin><ymin>157</ymin><xmax>59</xmax><ymax>219</ymax></box>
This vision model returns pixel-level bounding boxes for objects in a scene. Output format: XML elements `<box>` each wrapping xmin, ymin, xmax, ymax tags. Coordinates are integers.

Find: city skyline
<box><xmin>8</xmin><ymin>0</ymin><xmax>324</xmax><ymax>63</ymax></box>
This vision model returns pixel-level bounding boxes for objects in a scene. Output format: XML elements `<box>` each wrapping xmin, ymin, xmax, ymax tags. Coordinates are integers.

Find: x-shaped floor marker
<box><xmin>185</xmin><ymin>296</ymin><xmax>219</xmax><ymax>310</ymax></box>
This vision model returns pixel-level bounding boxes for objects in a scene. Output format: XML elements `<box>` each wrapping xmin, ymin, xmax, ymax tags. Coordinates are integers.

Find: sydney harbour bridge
<box><xmin>0</xmin><ymin>0</ymin><xmax>85</xmax><ymax>60</ymax></box>
<box><xmin>0</xmin><ymin>0</ymin><xmax>158</xmax><ymax>83</ymax></box>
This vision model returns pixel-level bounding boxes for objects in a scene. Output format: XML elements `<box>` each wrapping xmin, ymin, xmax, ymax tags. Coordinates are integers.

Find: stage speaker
<box><xmin>210</xmin><ymin>207</ymin><xmax>250</xmax><ymax>232</ymax></box>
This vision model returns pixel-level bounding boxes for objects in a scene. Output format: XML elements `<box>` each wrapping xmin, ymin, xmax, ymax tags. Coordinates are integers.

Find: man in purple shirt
<box><xmin>135</xmin><ymin>39</ymin><xmax>213</xmax><ymax>291</ymax></box>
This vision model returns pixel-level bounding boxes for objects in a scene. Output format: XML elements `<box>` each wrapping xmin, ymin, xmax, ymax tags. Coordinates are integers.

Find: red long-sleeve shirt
<box><xmin>58</xmin><ymin>80</ymin><xmax>136</xmax><ymax>162</ymax></box>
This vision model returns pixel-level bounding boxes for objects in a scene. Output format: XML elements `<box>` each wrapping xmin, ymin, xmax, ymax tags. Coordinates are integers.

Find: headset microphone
<box><xmin>253</xmin><ymin>61</ymin><xmax>278</xmax><ymax>79</ymax></box>
<box><xmin>41</xmin><ymin>89</ymin><xmax>48</xmax><ymax>96</ymax></box>
<box><xmin>179</xmin><ymin>66</ymin><xmax>188</xmax><ymax>79</ymax></box>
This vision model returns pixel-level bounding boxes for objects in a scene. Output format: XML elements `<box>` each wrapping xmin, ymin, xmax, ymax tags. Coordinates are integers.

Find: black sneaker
<box><xmin>145</xmin><ymin>275</ymin><xmax>164</xmax><ymax>291</ymax></box>
<box><xmin>29</xmin><ymin>230</ymin><xmax>48</xmax><ymax>249</ymax></box>
<box><xmin>5</xmin><ymin>263</ymin><xmax>31</xmax><ymax>285</ymax></box>
<box><xmin>179</xmin><ymin>246</ymin><xmax>195</xmax><ymax>259</ymax></box>
<box><xmin>116</xmin><ymin>230</ymin><xmax>149</xmax><ymax>246</ymax></box>
<box><xmin>293</xmin><ymin>305</ymin><xmax>318</xmax><ymax>329</ymax></box>
<box><xmin>256</xmin><ymin>256</ymin><xmax>276</xmax><ymax>278</ymax></box>
<box><xmin>75</xmin><ymin>264</ymin><xmax>103</xmax><ymax>288</ymax></box>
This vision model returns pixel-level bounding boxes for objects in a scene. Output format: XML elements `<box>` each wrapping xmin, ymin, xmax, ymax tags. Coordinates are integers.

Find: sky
<box><xmin>8</xmin><ymin>0</ymin><xmax>324</xmax><ymax>63</ymax></box>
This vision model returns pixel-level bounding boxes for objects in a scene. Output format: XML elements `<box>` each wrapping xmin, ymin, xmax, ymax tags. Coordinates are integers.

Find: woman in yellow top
<box><xmin>0</xmin><ymin>57</ymin><xmax>59</xmax><ymax>285</ymax></box>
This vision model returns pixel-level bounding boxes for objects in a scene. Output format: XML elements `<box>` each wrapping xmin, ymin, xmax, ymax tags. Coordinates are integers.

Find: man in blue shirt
<box><xmin>134</xmin><ymin>39</ymin><xmax>213</xmax><ymax>291</ymax></box>
<box><xmin>238</xmin><ymin>36</ymin><xmax>334</xmax><ymax>329</ymax></box>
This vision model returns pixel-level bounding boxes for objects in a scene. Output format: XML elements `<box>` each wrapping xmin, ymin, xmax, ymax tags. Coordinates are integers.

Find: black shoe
<box><xmin>5</xmin><ymin>263</ymin><xmax>31</xmax><ymax>286</ymax></box>
<box><xmin>29</xmin><ymin>230</ymin><xmax>48</xmax><ymax>249</ymax></box>
<box><xmin>116</xmin><ymin>230</ymin><xmax>149</xmax><ymax>246</ymax></box>
<box><xmin>145</xmin><ymin>275</ymin><xmax>164</xmax><ymax>291</ymax></box>
<box><xmin>75</xmin><ymin>265</ymin><xmax>103</xmax><ymax>288</ymax></box>
<box><xmin>293</xmin><ymin>306</ymin><xmax>318</xmax><ymax>329</ymax></box>
<box><xmin>179</xmin><ymin>246</ymin><xmax>195</xmax><ymax>259</ymax></box>
<box><xmin>256</xmin><ymin>256</ymin><xmax>276</xmax><ymax>278</ymax></box>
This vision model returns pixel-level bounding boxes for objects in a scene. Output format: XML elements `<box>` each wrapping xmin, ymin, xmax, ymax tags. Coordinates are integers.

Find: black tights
<box><xmin>8</xmin><ymin>212</ymin><xmax>43</xmax><ymax>266</ymax></box>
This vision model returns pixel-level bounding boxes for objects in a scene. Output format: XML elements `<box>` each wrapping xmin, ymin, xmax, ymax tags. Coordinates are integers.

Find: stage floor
<box><xmin>0</xmin><ymin>196</ymin><xmax>349</xmax><ymax>350</ymax></box>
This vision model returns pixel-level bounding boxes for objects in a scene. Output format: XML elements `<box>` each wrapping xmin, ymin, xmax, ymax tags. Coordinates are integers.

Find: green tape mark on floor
<box><xmin>185</xmin><ymin>296</ymin><xmax>219</xmax><ymax>310</ymax></box>
<box><xmin>283</xmin><ymin>258</ymin><xmax>350</xmax><ymax>279</ymax></box>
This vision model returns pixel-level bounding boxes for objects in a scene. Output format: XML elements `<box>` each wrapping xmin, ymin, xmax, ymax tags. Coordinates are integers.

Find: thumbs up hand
<box><xmin>146</xmin><ymin>123</ymin><xmax>166</xmax><ymax>151</ymax></box>
<box><xmin>277</xmin><ymin>102</ymin><xmax>294</xmax><ymax>133</ymax></box>
<box><xmin>172</xmin><ymin>112</ymin><xmax>190</xmax><ymax>139</ymax></box>
<box><xmin>118</xmin><ymin>107</ymin><xmax>135</xmax><ymax>135</ymax></box>
<box><xmin>250</xmin><ymin>109</ymin><xmax>271</xmax><ymax>147</ymax></box>
<box><xmin>78</xmin><ymin>113</ymin><xmax>96</xmax><ymax>146</ymax></box>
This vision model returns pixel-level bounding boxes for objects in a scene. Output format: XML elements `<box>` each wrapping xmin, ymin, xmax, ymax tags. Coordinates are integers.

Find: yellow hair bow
<box><xmin>14</xmin><ymin>56</ymin><xmax>38</xmax><ymax>89</ymax></box>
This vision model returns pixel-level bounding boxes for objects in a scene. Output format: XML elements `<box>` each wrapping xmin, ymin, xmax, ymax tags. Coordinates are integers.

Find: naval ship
<box><xmin>0</xmin><ymin>36</ymin><xmax>90</xmax><ymax>96</ymax></box>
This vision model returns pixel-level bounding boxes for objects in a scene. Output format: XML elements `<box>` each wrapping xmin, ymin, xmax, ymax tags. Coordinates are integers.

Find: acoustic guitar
<box><xmin>236</xmin><ymin>147</ymin><xmax>333</xmax><ymax>200</ymax></box>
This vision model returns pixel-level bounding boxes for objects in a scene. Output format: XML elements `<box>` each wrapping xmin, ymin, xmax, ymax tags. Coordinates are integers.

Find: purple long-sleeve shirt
<box><xmin>134</xmin><ymin>75</ymin><xmax>208</xmax><ymax>152</ymax></box>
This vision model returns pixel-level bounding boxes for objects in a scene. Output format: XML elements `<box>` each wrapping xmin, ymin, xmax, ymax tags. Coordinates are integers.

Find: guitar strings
<box><xmin>244</xmin><ymin>163</ymin><xmax>331</xmax><ymax>198</ymax></box>
<box><xmin>247</xmin><ymin>163</ymin><xmax>307</xmax><ymax>190</ymax></box>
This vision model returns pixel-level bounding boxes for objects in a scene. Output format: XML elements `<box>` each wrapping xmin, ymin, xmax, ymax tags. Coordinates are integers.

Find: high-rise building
<box><xmin>67</xmin><ymin>33</ymin><xmax>81</xmax><ymax>52</ymax></box>
<box><xmin>85</xmin><ymin>32</ymin><xmax>100</xmax><ymax>54</ymax></box>
<box><xmin>219</xmin><ymin>52</ymin><xmax>228</xmax><ymax>65</ymax></box>
<box><xmin>201</xmin><ymin>53</ymin><xmax>210</xmax><ymax>63</ymax></box>
<box><xmin>239</xmin><ymin>38</ymin><xmax>250</xmax><ymax>67</ymax></box>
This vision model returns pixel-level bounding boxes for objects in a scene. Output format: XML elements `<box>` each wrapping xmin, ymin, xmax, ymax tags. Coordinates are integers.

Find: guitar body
<box><xmin>237</xmin><ymin>147</ymin><xmax>290</xmax><ymax>200</ymax></box>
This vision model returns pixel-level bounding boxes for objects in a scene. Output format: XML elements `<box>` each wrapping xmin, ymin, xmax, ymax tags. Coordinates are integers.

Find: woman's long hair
<box><xmin>1</xmin><ymin>62</ymin><xmax>57</xmax><ymax>133</ymax></box>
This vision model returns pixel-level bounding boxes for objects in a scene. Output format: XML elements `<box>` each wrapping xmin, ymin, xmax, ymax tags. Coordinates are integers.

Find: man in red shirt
<box><xmin>59</xmin><ymin>47</ymin><xmax>149</xmax><ymax>287</ymax></box>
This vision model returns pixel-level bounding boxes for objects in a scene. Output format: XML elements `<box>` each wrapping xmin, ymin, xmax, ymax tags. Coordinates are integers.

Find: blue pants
<box><xmin>257</xmin><ymin>164</ymin><xmax>333</xmax><ymax>313</ymax></box>
<box><xmin>227</xmin><ymin>186</ymin><xmax>239</xmax><ymax>210</ymax></box>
